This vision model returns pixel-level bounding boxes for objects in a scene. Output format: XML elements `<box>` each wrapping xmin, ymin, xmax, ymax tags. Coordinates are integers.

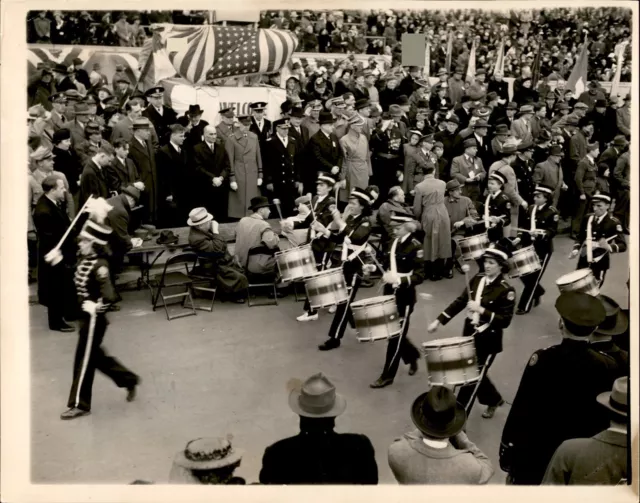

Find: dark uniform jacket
<box><xmin>590</xmin><ymin>341</ymin><xmax>629</xmax><ymax>379</ymax></box>
<box><xmin>53</xmin><ymin>146</ymin><xmax>83</xmax><ymax>194</ymax></box>
<box><xmin>263</xmin><ymin>135</ymin><xmax>300</xmax><ymax>217</ymax></box>
<box><xmin>437</xmin><ymin>272</ymin><xmax>516</xmax><ymax>357</ymax></box>
<box><xmin>500</xmin><ymin>339</ymin><xmax>618</xmax><ymax>485</ymax></box>
<box><xmin>156</xmin><ymin>143</ymin><xmax>190</xmax><ymax>212</ymax></box>
<box><xmin>572</xmin><ymin>212</ymin><xmax>626</xmax><ymax>272</ymax></box>
<box><xmin>74</xmin><ymin>256</ymin><xmax>118</xmax><ymax>312</ymax></box>
<box><xmin>193</xmin><ymin>140</ymin><xmax>231</xmax><ymax>216</ymax></box>
<box><xmin>471</xmin><ymin>190</ymin><xmax>511</xmax><ymax>242</ymax></box>
<box><xmin>518</xmin><ymin>203</ymin><xmax>559</xmax><ymax>256</ymax></box>
<box><xmin>382</xmin><ymin>234</ymin><xmax>425</xmax><ymax>313</ymax></box>
<box><xmin>307</xmin><ymin>130</ymin><xmax>343</xmax><ymax>179</ymax></box>
<box><xmin>105</xmin><ymin>156</ymin><xmax>140</xmax><ymax>194</ymax></box>
<box><xmin>512</xmin><ymin>155</ymin><xmax>535</xmax><ymax>203</ymax></box>
<box><xmin>249</xmin><ymin>117</ymin><xmax>272</xmax><ymax>147</ymax></box>
<box><xmin>325</xmin><ymin>212</ymin><xmax>371</xmax><ymax>278</ymax></box>
<box><xmin>128</xmin><ymin>136</ymin><xmax>159</xmax><ymax>222</ymax></box>
<box><xmin>259</xmin><ymin>431</ymin><xmax>378</xmax><ymax>485</ymax></box>
<box><xmin>141</xmin><ymin>104</ymin><xmax>178</xmax><ymax>145</ymax></box>
<box><xmin>105</xmin><ymin>194</ymin><xmax>133</xmax><ymax>257</ymax></box>
<box><xmin>294</xmin><ymin>194</ymin><xmax>336</xmax><ymax>255</ymax></box>
<box><xmin>78</xmin><ymin>160</ymin><xmax>110</xmax><ymax>208</ymax></box>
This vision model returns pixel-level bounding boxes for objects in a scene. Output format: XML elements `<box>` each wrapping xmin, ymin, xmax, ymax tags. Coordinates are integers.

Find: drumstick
<box><xmin>272</xmin><ymin>198</ymin><xmax>284</xmax><ymax>221</ymax></box>
<box><xmin>461</xmin><ymin>263</ymin><xmax>472</xmax><ymax>301</ymax></box>
<box><xmin>44</xmin><ymin>195</ymin><xmax>95</xmax><ymax>264</ymax></box>
<box><xmin>307</xmin><ymin>193</ymin><xmax>316</xmax><ymax>221</ymax></box>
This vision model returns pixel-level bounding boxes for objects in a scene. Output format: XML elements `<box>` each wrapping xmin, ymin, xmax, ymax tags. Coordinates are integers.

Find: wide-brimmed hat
<box><xmin>140</xmin><ymin>224</ymin><xmax>159</xmax><ymax>236</ymax></box>
<box><xmin>248</xmin><ymin>196</ymin><xmax>271</xmax><ymax>211</ymax></box>
<box><xmin>612</xmin><ymin>135</ymin><xmax>629</xmax><ymax>148</ymax></box>
<box><xmin>156</xmin><ymin>230</ymin><xmax>179</xmax><ymax>245</ymax></box>
<box><xmin>288</xmin><ymin>373</ymin><xmax>346</xmax><ymax>418</ymax></box>
<box><xmin>187</xmin><ymin>104</ymin><xmax>203</xmax><ymax>116</ymax></box>
<box><xmin>319</xmin><ymin>111</ymin><xmax>334</xmax><ymax>125</ymax></box>
<box><xmin>549</xmin><ymin>144</ymin><xmax>563</xmax><ymax>156</ymax></box>
<box><xmin>173</xmin><ymin>437</ymin><xmax>244</xmax><ymax>470</ymax></box>
<box><xmin>411</xmin><ymin>386</ymin><xmax>466</xmax><ymax>439</ymax></box>
<box><xmin>187</xmin><ymin>207</ymin><xmax>213</xmax><ymax>227</ymax></box>
<box><xmin>555</xmin><ymin>292</ymin><xmax>606</xmax><ymax>331</ymax></box>
<box><xmin>446</xmin><ymin>179</ymin><xmax>462</xmax><ymax>192</ymax></box>
<box><xmin>133</xmin><ymin>228</ymin><xmax>152</xmax><ymax>241</ymax></box>
<box><xmin>122</xmin><ymin>185</ymin><xmax>141</xmax><ymax>202</ymax></box>
<box><xmin>593</xmin><ymin>295</ymin><xmax>629</xmax><ymax>337</ymax></box>
<box><xmin>596</xmin><ymin>377</ymin><xmax>628</xmax><ymax>419</ymax></box>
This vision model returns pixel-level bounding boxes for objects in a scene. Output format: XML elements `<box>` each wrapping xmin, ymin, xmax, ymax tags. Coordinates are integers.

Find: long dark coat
<box><xmin>78</xmin><ymin>160</ymin><xmax>110</xmax><ymax>209</ymax></box>
<box><xmin>128</xmin><ymin>137</ymin><xmax>158</xmax><ymax>223</ymax></box>
<box><xmin>156</xmin><ymin>143</ymin><xmax>190</xmax><ymax>226</ymax></box>
<box><xmin>193</xmin><ymin>140</ymin><xmax>231</xmax><ymax>221</ymax></box>
<box><xmin>263</xmin><ymin>135</ymin><xmax>300</xmax><ymax>218</ymax></box>
<box><xmin>104</xmin><ymin>156</ymin><xmax>140</xmax><ymax>194</ymax></box>
<box><xmin>141</xmin><ymin>104</ymin><xmax>178</xmax><ymax>146</ymax></box>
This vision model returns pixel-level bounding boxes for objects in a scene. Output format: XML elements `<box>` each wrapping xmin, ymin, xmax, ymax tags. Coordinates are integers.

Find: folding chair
<box><xmin>188</xmin><ymin>255</ymin><xmax>218</xmax><ymax>312</ymax></box>
<box><xmin>245</xmin><ymin>246</ymin><xmax>279</xmax><ymax>307</ymax></box>
<box><xmin>151</xmin><ymin>251</ymin><xmax>198</xmax><ymax>320</ymax></box>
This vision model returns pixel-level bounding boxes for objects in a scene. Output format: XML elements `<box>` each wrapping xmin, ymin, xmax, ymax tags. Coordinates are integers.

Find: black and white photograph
<box><xmin>2</xmin><ymin>1</ymin><xmax>637</xmax><ymax>501</ymax></box>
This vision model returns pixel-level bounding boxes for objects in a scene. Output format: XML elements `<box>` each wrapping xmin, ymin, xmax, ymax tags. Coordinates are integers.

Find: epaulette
<box><xmin>549</xmin><ymin>206</ymin><xmax>558</xmax><ymax>213</ymax></box>
<box><xmin>609</xmin><ymin>215</ymin><xmax>621</xmax><ymax>223</ymax></box>
<box><xmin>411</xmin><ymin>238</ymin><xmax>421</xmax><ymax>247</ymax></box>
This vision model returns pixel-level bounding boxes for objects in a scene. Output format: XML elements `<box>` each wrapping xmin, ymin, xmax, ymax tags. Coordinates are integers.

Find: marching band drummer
<box><xmin>513</xmin><ymin>184</ymin><xmax>559</xmax><ymax>315</ymax></box>
<box><xmin>370</xmin><ymin>214</ymin><xmax>423</xmax><ymax>389</ymax></box>
<box><xmin>569</xmin><ymin>192</ymin><xmax>626</xmax><ymax>288</ymax></box>
<box><xmin>287</xmin><ymin>172</ymin><xmax>338</xmax><ymax>323</ymax></box>
<box><xmin>313</xmin><ymin>187</ymin><xmax>374</xmax><ymax>351</ymax></box>
<box><xmin>427</xmin><ymin>242</ymin><xmax>516</xmax><ymax>419</ymax></box>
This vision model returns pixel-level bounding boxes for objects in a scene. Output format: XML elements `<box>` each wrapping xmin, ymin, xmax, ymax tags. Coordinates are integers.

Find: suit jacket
<box><xmin>141</xmin><ymin>104</ymin><xmax>178</xmax><ymax>145</ymax></box>
<box><xmin>259</xmin><ymin>431</ymin><xmax>378</xmax><ymax>485</ymax></box>
<box><xmin>574</xmin><ymin>155</ymin><xmax>599</xmax><ymax>196</ymax></box>
<box><xmin>156</xmin><ymin>143</ymin><xmax>189</xmax><ymax>206</ymax></box>
<box><xmin>105</xmin><ymin>194</ymin><xmax>133</xmax><ymax>256</ymax></box>
<box><xmin>105</xmin><ymin>156</ymin><xmax>140</xmax><ymax>194</ymax></box>
<box><xmin>500</xmin><ymin>339</ymin><xmax>617</xmax><ymax>484</ymax></box>
<box><xmin>50</xmin><ymin>109</ymin><xmax>67</xmax><ymax>131</ymax></box>
<box><xmin>437</xmin><ymin>272</ymin><xmax>515</xmax><ymax>356</ymax></box>
<box><xmin>128</xmin><ymin>136</ymin><xmax>159</xmax><ymax>222</ymax></box>
<box><xmin>404</xmin><ymin>147</ymin><xmax>436</xmax><ymax>193</ymax></box>
<box><xmin>249</xmin><ymin>117</ymin><xmax>272</xmax><ymax>145</ymax></box>
<box><xmin>193</xmin><ymin>140</ymin><xmax>230</xmax><ymax>181</ymax></box>
<box><xmin>451</xmin><ymin>154</ymin><xmax>486</xmax><ymax>186</ymax></box>
<box><xmin>511</xmin><ymin>117</ymin><xmax>533</xmax><ymax>145</ymax></box>
<box><xmin>533</xmin><ymin>159</ymin><xmax>563</xmax><ymax>205</ymax></box>
<box><xmin>52</xmin><ymin>146</ymin><xmax>82</xmax><ymax>194</ymax></box>
<box><xmin>542</xmin><ymin>429</ymin><xmax>628</xmax><ymax>485</ymax></box>
<box><xmin>78</xmin><ymin>160</ymin><xmax>110</xmax><ymax>208</ymax></box>
<box><xmin>307</xmin><ymin>130</ymin><xmax>343</xmax><ymax>177</ymax></box>
<box><xmin>569</xmin><ymin>130</ymin><xmax>588</xmax><ymax>165</ymax></box>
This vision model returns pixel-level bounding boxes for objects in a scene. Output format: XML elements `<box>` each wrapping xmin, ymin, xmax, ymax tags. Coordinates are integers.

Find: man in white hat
<box><xmin>169</xmin><ymin>436</ymin><xmax>246</xmax><ymax>484</ymax></box>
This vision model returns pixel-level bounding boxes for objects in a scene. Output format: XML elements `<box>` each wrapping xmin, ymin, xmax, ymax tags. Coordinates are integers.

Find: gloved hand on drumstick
<box><xmin>467</xmin><ymin>300</ymin><xmax>484</xmax><ymax>315</ymax></box>
<box><xmin>427</xmin><ymin>320</ymin><xmax>440</xmax><ymax>333</ymax></box>
<box><xmin>598</xmin><ymin>237</ymin><xmax>612</xmax><ymax>252</ymax></box>
<box><xmin>311</xmin><ymin>220</ymin><xmax>329</xmax><ymax>237</ymax></box>
<box><xmin>512</xmin><ymin>237</ymin><xmax>521</xmax><ymax>246</ymax></box>
<box><xmin>453</xmin><ymin>221</ymin><xmax>465</xmax><ymax>229</ymax></box>
<box><xmin>382</xmin><ymin>271</ymin><xmax>400</xmax><ymax>286</ymax></box>
<box><xmin>569</xmin><ymin>249</ymin><xmax>579</xmax><ymax>259</ymax></box>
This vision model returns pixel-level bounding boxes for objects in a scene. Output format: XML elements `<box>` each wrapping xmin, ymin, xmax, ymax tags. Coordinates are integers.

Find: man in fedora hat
<box><xmin>75</xmin><ymin>121</ymin><xmax>114</xmax><ymax>165</ymax></box>
<box><xmin>511</xmin><ymin>104</ymin><xmax>535</xmax><ymax>145</ymax></box>
<box><xmin>110</xmin><ymin>98</ymin><xmax>159</xmax><ymax>149</ymax></box>
<box><xmin>443</xmin><ymin>179</ymin><xmax>479</xmax><ymax>278</ymax></box>
<box><xmin>388</xmin><ymin>386</ymin><xmax>493</xmax><ymax>484</ymax></box>
<box><xmin>542</xmin><ymin>376</ymin><xmax>628</xmax><ymax>485</ymax></box>
<box><xmin>234</xmin><ymin>196</ymin><xmax>279</xmax><ymax>277</ymax></box>
<box><xmin>187</xmin><ymin>207</ymin><xmax>248</xmax><ymax>303</ymax></box>
<box><xmin>62</xmin><ymin>102</ymin><xmax>92</xmax><ymax>153</ymax></box>
<box><xmin>259</xmin><ymin>373</ymin><xmax>378</xmax><ymax>484</ymax></box>
<box><xmin>500</xmin><ymin>292</ymin><xmax>617</xmax><ymax>484</ymax></box>
<box><xmin>450</xmin><ymin>137</ymin><xmax>486</xmax><ymax>210</ymax></box>
<box><xmin>141</xmin><ymin>86</ymin><xmax>177</xmax><ymax>146</ymax></box>
<box><xmin>370</xmin><ymin>111</ymin><xmax>405</xmax><ymax>208</ymax></box>
<box><xmin>169</xmin><ymin>436</ymin><xmax>246</xmax><ymax>484</ymax></box>
<box><xmin>226</xmin><ymin>116</ymin><xmax>263</xmax><ymax>220</ymax></box>
<box><xmin>590</xmin><ymin>295</ymin><xmax>629</xmax><ymax>377</ymax></box>
<box><xmin>306</xmin><ymin>111</ymin><xmax>343</xmax><ymax>197</ymax></box>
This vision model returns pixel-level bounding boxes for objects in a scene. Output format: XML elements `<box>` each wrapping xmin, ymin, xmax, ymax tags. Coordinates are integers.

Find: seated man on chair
<box><xmin>234</xmin><ymin>196</ymin><xmax>280</xmax><ymax>277</ymax></box>
<box><xmin>187</xmin><ymin>207</ymin><xmax>248</xmax><ymax>303</ymax></box>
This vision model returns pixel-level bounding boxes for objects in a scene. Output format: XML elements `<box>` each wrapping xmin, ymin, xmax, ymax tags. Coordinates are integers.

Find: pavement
<box><xmin>30</xmin><ymin>235</ymin><xmax>629</xmax><ymax>484</ymax></box>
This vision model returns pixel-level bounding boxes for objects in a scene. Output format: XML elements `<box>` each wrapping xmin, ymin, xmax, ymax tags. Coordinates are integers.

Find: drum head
<box><xmin>422</xmin><ymin>336</ymin><xmax>470</xmax><ymax>349</ymax></box>
<box><xmin>556</xmin><ymin>268</ymin><xmax>592</xmax><ymax>286</ymax></box>
<box><xmin>351</xmin><ymin>295</ymin><xmax>395</xmax><ymax>308</ymax></box>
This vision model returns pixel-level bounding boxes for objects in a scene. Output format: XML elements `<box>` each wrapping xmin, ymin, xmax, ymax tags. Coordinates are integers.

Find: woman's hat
<box><xmin>79</xmin><ymin>219</ymin><xmax>113</xmax><ymax>246</ymax></box>
<box><xmin>156</xmin><ymin>230</ymin><xmax>179</xmax><ymax>245</ymax></box>
<box><xmin>596</xmin><ymin>377</ymin><xmax>628</xmax><ymax>419</ymax></box>
<box><xmin>173</xmin><ymin>437</ymin><xmax>244</xmax><ymax>470</ymax></box>
<box><xmin>288</xmin><ymin>373</ymin><xmax>346</xmax><ymax>418</ymax></box>
<box><xmin>593</xmin><ymin>295</ymin><xmax>629</xmax><ymax>337</ymax></box>
<box><xmin>248</xmin><ymin>196</ymin><xmax>271</xmax><ymax>211</ymax></box>
<box><xmin>410</xmin><ymin>386</ymin><xmax>466</xmax><ymax>439</ymax></box>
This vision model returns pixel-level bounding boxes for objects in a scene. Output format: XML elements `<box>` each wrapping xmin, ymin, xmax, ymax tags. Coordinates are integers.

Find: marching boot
<box><xmin>318</xmin><ymin>338</ymin><xmax>340</xmax><ymax>351</ymax></box>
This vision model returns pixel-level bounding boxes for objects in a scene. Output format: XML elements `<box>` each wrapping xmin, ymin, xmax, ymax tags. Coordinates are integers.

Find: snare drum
<box><xmin>304</xmin><ymin>268</ymin><xmax>349</xmax><ymax>309</ymax></box>
<box><xmin>508</xmin><ymin>246</ymin><xmax>541</xmax><ymax>278</ymax></box>
<box><xmin>350</xmin><ymin>295</ymin><xmax>402</xmax><ymax>342</ymax></box>
<box><xmin>458</xmin><ymin>233</ymin><xmax>490</xmax><ymax>261</ymax></box>
<box><xmin>275</xmin><ymin>245</ymin><xmax>317</xmax><ymax>282</ymax></box>
<box><xmin>555</xmin><ymin>269</ymin><xmax>600</xmax><ymax>297</ymax></box>
<box><xmin>422</xmin><ymin>337</ymin><xmax>480</xmax><ymax>386</ymax></box>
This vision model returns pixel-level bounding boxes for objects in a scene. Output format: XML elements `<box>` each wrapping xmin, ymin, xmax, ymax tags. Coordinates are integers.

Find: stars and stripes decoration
<box><xmin>140</xmin><ymin>24</ymin><xmax>298</xmax><ymax>87</ymax></box>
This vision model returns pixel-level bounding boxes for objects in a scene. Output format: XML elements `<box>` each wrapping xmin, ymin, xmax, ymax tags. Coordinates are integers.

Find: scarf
<box><xmin>472</xmin><ymin>276</ymin><xmax>486</xmax><ymax>326</ymax></box>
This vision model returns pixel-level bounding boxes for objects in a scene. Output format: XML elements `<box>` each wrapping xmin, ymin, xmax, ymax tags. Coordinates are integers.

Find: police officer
<box><xmin>313</xmin><ymin>188</ymin><xmax>373</xmax><ymax>351</ymax></box>
<box><xmin>499</xmin><ymin>292</ymin><xmax>617</xmax><ymax>485</ymax></box>
<box><xmin>263</xmin><ymin>118</ymin><xmax>302</xmax><ymax>218</ymax></box>
<box><xmin>370</xmin><ymin>214</ymin><xmax>423</xmax><ymax>389</ymax></box>
<box><xmin>60</xmin><ymin>216</ymin><xmax>139</xmax><ymax>420</ymax></box>
<box><xmin>569</xmin><ymin>192</ymin><xmax>626</xmax><ymax>287</ymax></box>
<box><xmin>514</xmin><ymin>185</ymin><xmax>559</xmax><ymax>314</ymax></box>
<box><xmin>428</xmin><ymin>243</ymin><xmax>516</xmax><ymax>419</ymax></box>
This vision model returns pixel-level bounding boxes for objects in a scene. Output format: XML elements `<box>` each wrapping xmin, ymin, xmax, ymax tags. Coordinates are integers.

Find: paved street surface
<box><xmin>30</xmin><ymin>236</ymin><xmax>629</xmax><ymax>484</ymax></box>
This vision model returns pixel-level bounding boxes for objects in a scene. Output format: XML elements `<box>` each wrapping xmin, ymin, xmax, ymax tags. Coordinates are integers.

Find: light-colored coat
<box><xmin>234</xmin><ymin>213</ymin><xmax>279</xmax><ymax>275</ymax></box>
<box><xmin>511</xmin><ymin>116</ymin><xmax>533</xmax><ymax>145</ymax></box>
<box><xmin>413</xmin><ymin>175</ymin><xmax>452</xmax><ymax>261</ymax></box>
<box><xmin>488</xmin><ymin>160</ymin><xmax>522</xmax><ymax>237</ymax></box>
<box><xmin>339</xmin><ymin>131</ymin><xmax>371</xmax><ymax>202</ymax></box>
<box><xmin>533</xmin><ymin>158</ymin><xmax>564</xmax><ymax>207</ymax></box>
<box><xmin>226</xmin><ymin>130</ymin><xmax>263</xmax><ymax>219</ymax></box>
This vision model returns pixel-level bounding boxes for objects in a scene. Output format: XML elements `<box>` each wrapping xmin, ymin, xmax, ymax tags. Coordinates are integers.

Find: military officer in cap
<box><xmin>215</xmin><ymin>107</ymin><xmax>236</xmax><ymax>144</ymax></box>
<box><xmin>263</xmin><ymin>118</ymin><xmax>302</xmax><ymax>218</ymax></box>
<box><xmin>428</xmin><ymin>243</ymin><xmax>515</xmax><ymax>417</ymax></box>
<box><xmin>500</xmin><ymin>292</ymin><xmax>617</xmax><ymax>484</ymax></box>
<box><xmin>249</xmin><ymin>101</ymin><xmax>272</xmax><ymax>146</ymax></box>
<box><xmin>370</xmin><ymin>214</ymin><xmax>423</xmax><ymax>388</ymax></box>
<box><xmin>513</xmin><ymin>185</ymin><xmax>558</xmax><ymax>314</ymax></box>
<box><xmin>48</xmin><ymin>92</ymin><xmax>68</xmax><ymax>131</ymax></box>
<box><xmin>569</xmin><ymin>192</ymin><xmax>626</xmax><ymax>288</ymax></box>
<box><xmin>60</xmin><ymin>216</ymin><xmax>140</xmax><ymax>420</ymax></box>
<box><xmin>142</xmin><ymin>86</ymin><xmax>178</xmax><ymax>146</ymax></box>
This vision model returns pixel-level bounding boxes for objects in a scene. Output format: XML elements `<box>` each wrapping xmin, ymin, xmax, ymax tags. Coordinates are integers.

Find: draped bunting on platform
<box><xmin>139</xmin><ymin>24</ymin><xmax>298</xmax><ymax>87</ymax></box>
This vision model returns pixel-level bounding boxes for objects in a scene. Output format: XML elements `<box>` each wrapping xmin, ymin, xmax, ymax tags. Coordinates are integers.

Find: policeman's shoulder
<box><xmin>548</xmin><ymin>206</ymin><xmax>559</xmax><ymax>213</ymax></box>
<box><xmin>608</xmin><ymin>215</ymin><xmax>621</xmax><ymax>224</ymax></box>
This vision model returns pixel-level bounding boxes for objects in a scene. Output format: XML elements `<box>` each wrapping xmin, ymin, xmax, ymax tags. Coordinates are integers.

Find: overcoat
<box><xmin>226</xmin><ymin>130</ymin><xmax>263</xmax><ymax>219</ymax></box>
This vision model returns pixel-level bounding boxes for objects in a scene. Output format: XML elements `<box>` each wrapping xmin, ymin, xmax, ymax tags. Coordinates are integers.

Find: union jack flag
<box><xmin>139</xmin><ymin>24</ymin><xmax>298</xmax><ymax>87</ymax></box>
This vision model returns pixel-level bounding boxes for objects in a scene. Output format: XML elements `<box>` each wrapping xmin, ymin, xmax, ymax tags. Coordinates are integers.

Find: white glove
<box><xmin>230</xmin><ymin>181</ymin><xmax>238</xmax><ymax>191</ymax></box>
<box><xmin>44</xmin><ymin>248</ymin><xmax>63</xmax><ymax>266</ymax></box>
<box><xmin>212</xmin><ymin>177</ymin><xmax>223</xmax><ymax>187</ymax></box>
<box><xmin>296</xmin><ymin>182</ymin><xmax>304</xmax><ymax>195</ymax></box>
<box><xmin>331</xmin><ymin>166</ymin><xmax>340</xmax><ymax>175</ymax></box>
<box><xmin>382</xmin><ymin>271</ymin><xmax>399</xmax><ymax>285</ymax></box>
<box><xmin>131</xmin><ymin>237</ymin><xmax>143</xmax><ymax>248</ymax></box>
<box><xmin>427</xmin><ymin>320</ymin><xmax>440</xmax><ymax>333</ymax></box>
<box><xmin>453</xmin><ymin>221</ymin><xmax>464</xmax><ymax>229</ymax></box>
<box><xmin>521</xmin><ymin>200</ymin><xmax>528</xmax><ymax>209</ymax></box>
<box><xmin>512</xmin><ymin>237</ymin><xmax>521</xmax><ymax>246</ymax></box>
<box><xmin>212</xmin><ymin>220</ymin><xmax>219</xmax><ymax>235</ymax></box>
<box><xmin>133</xmin><ymin>181</ymin><xmax>145</xmax><ymax>190</ymax></box>
<box><xmin>82</xmin><ymin>300</ymin><xmax>97</xmax><ymax>315</ymax></box>
<box><xmin>569</xmin><ymin>249</ymin><xmax>579</xmax><ymax>259</ymax></box>
<box><xmin>166</xmin><ymin>195</ymin><xmax>173</xmax><ymax>202</ymax></box>
<box><xmin>397</xmin><ymin>172</ymin><xmax>404</xmax><ymax>182</ymax></box>
<box><xmin>257</xmin><ymin>178</ymin><xmax>263</xmax><ymax>187</ymax></box>
<box><xmin>297</xmin><ymin>204</ymin><xmax>310</xmax><ymax>217</ymax></box>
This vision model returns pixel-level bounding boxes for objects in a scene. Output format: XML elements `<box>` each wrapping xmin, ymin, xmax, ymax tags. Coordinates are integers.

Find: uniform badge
<box><xmin>417</xmin><ymin>249</ymin><xmax>424</xmax><ymax>258</ymax></box>
<box><xmin>553</xmin><ymin>214</ymin><xmax>559</xmax><ymax>221</ymax></box>
<box><xmin>528</xmin><ymin>353</ymin><xmax>538</xmax><ymax>366</ymax></box>
<box><xmin>97</xmin><ymin>266</ymin><xmax>109</xmax><ymax>278</ymax></box>
<box><xmin>507</xmin><ymin>291</ymin><xmax>515</xmax><ymax>301</ymax></box>
<box><xmin>617</xmin><ymin>225</ymin><xmax>623</xmax><ymax>232</ymax></box>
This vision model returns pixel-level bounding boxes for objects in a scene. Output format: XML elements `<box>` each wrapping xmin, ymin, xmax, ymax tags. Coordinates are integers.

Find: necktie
<box><xmin>484</xmin><ymin>194</ymin><xmax>491</xmax><ymax>228</ymax></box>
<box><xmin>530</xmin><ymin>205</ymin><xmax>537</xmax><ymax>232</ymax></box>
<box><xmin>586</xmin><ymin>215</ymin><xmax>594</xmax><ymax>263</ymax></box>
<box><xmin>210</xmin><ymin>143</ymin><xmax>214</xmax><ymax>153</ymax></box>
<box><xmin>472</xmin><ymin>276</ymin><xmax>486</xmax><ymax>326</ymax></box>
